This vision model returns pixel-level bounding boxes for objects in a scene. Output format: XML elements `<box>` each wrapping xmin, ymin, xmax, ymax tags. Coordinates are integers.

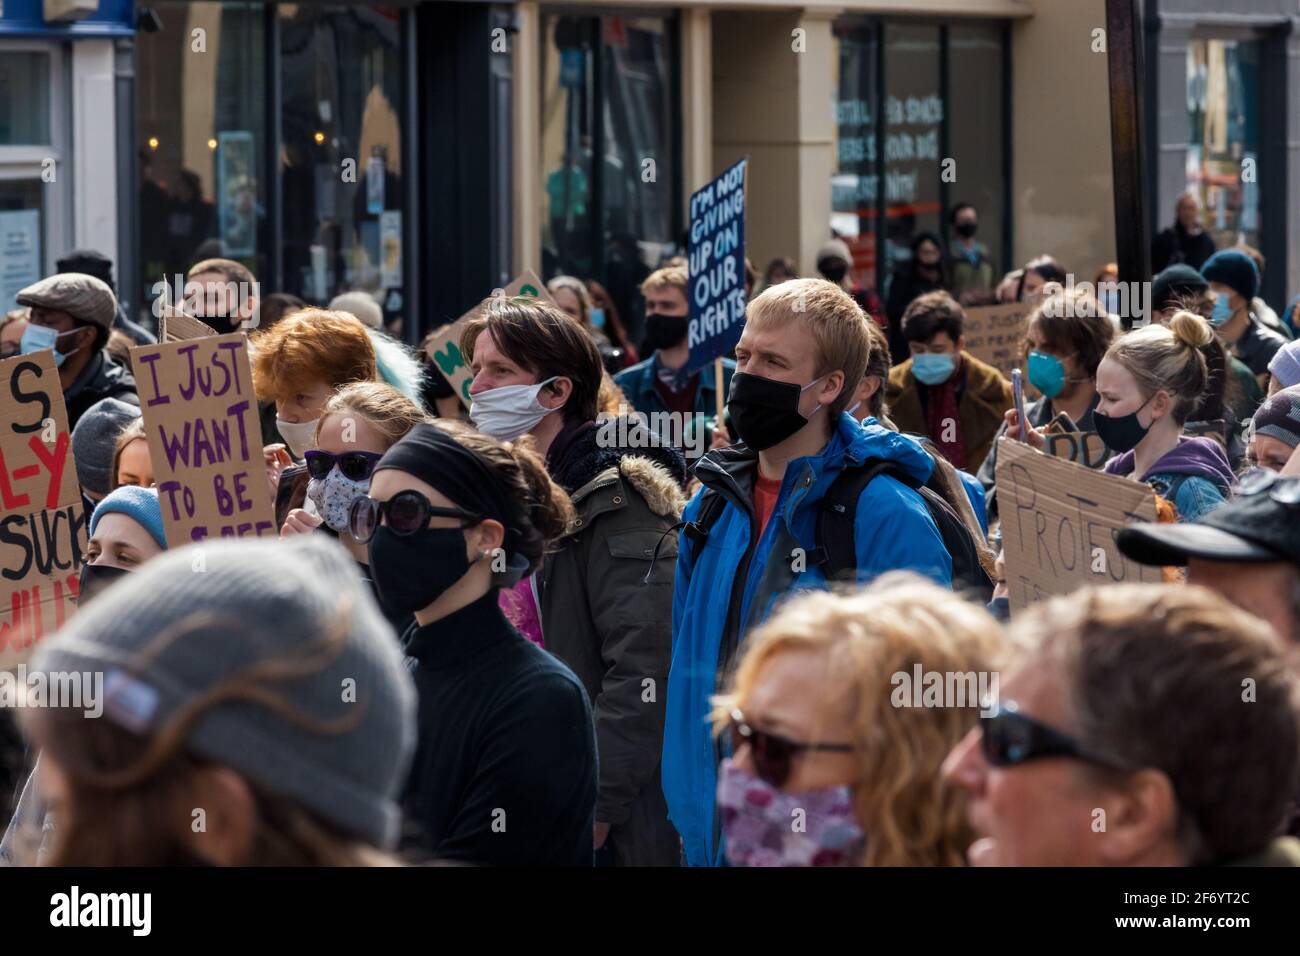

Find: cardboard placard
<box><xmin>0</xmin><ymin>352</ymin><xmax>87</xmax><ymax>667</ymax></box>
<box><xmin>686</xmin><ymin>157</ymin><xmax>748</xmax><ymax>376</ymax></box>
<box><xmin>1044</xmin><ymin>431</ymin><xmax>1109</xmax><ymax>469</ymax></box>
<box><xmin>995</xmin><ymin>437</ymin><xmax>1161</xmax><ymax>615</ymax></box>
<box><xmin>425</xmin><ymin>270</ymin><xmax>554</xmax><ymax>408</ymax></box>
<box><xmin>160</xmin><ymin>311</ymin><xmax>219</xmax><ymax>343</ymax></box>
<box><xmin>130</xmin><ymin>334</ymin><xmax>276</xmax><ymax>545</ymax></box>
<box><xmin>963</xmin><ymin>303</ymin><xmax>1032</xmax><ymax>381</ymax></box>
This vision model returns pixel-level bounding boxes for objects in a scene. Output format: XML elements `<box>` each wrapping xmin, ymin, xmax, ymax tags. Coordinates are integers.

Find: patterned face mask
<box><xmin>716</xmin><ymin>758</ymin><xmax>865</xmax><ymax>867</ymax></box>
<box><xmin>306</xmin><ymin>469</ymin><xmax>371</xmax><ymax>533</ymax></box>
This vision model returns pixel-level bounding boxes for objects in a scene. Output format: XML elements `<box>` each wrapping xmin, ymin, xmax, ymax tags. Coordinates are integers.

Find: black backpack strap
<box><xmin>815</xmin><ymin>458</ymin><xmax>902</xmax><ymax>580</ymax></box>
<box><xmin>683</xmin><ymin>487</ymin><xmax>728</xmax><ymax>552</ymax></box>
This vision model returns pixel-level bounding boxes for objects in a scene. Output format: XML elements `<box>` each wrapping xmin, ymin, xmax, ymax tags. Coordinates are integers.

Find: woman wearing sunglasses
<box><xmin>351</xmin><ymin>419</ymin><xmax>598</xmax><ymax>865</ymax></box>
<box><xmin>280</xmin><ymin>381</ymin><xmax>428</xmax><ymax>635</ymax></box>
<box><xmin>710</xmin><ymin>572</ymin><xmax>1005</xmax><ymax>867</ymax></box>
<box><xmin>943</xmin><ymin>583</ymin><xmax>1300</xmax><ymax>867</ymax></box>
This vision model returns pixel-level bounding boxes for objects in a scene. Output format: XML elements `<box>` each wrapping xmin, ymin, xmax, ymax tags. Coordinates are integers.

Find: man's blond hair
<box><xmin>746</xmin><ymin>277</ymin><xmax>870</xmax><ymax>418</ymax></box>
<box><xmin>641</xmin><ymin>265</ymin><xmax>689</xmax><ymax>298</ymax></box>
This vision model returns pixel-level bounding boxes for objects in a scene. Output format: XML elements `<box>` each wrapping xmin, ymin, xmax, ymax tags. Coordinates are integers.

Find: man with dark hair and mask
<box><xmin>662</xmin><ymin>277</ymin><xmax>952</xmax><ymax>867</ymax></box>
<box><xmin>613</xmin><ymin>265</ymin><xmax>734</xmax><ymax>460</ymax></box>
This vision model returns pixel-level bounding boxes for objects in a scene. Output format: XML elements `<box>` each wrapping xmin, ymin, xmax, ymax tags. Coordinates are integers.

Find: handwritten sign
<box><xmin>0</xmin><ymin>352</ymin><xmax>86</xmax><ymax>667</ymax></box>
<box><xmin>1044</xmin><ymin>431</ymin><xmax>1109</xmax><ymax>469</ymax></box>
<box><xmin>685</xmin><ymin>157</ymin><xmax>748</xmax><ymax>375</ymax></box>
<box><xmin>130</xmin><ymin>334</ymin><xmax>275</xmax><ymax>545</ymax></box>
<box><xmin>995</xmin><ymin>437</ymin><xmax>1161</xmax><ymax>615</ymax></box>
<box><xmin>425</xmin><ymin>270</ymin><xmax>553</xmax><ymax>408</ymax></box>
<box><xmin>963</xmin><ymin>303</ymin><xmax>1032</xmax><ymax>381</ymax></box>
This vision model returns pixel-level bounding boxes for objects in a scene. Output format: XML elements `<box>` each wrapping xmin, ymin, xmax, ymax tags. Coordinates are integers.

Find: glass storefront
<box><xmin>1185</xmin><ymin>38</ymin><xmax>1259</xmax><ymax>252</ymax></box>
<box><xmin>136</xmin><ymin>1</ymin><xmax>408</xmax><ymax>323</ymax></box>
<box><xmin>832</xmin><ymin>18</ymin><xmax>1007</xmax><ymax>297</ymax></box>
<box><xmin>539</xmin><ymin>11</ymin><xmax>679</xmax><ymax>340</ymax></box>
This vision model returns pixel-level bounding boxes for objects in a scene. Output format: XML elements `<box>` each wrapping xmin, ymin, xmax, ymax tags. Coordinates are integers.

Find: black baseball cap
<box><xmin>1117</xmin><ymin>470</ymin><xmax>1300</xmax><ymax>567</ymax></box>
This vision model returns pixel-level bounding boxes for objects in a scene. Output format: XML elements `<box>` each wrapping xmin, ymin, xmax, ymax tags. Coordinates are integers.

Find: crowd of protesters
<box><xmin>2</xmin><ymin>196</ymin><xmax>1300</xmax><ymax>872</ymax></box>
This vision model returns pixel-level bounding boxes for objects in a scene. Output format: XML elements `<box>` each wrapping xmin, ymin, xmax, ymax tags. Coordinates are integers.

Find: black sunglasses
<box><xmin>304</xmin><ymin>449</ymin><xmax>384</xmax><ymax>482</ymax></box>
<box><xmin>981</xmin><ymin>701</ymin><xmax>1132</xmax><ymax>771</ymax></box>
<box><xmin>727</xmin><ymin>707</ymin><xmax>854</xmax><ymax>788</ymax></box>
<box><xmin>348</xmin><ymin>489</ymin><xmax>481</xmax><ymax>543</ymax></box>
<box><xmin>1236</xmin><ymin>467</ymin><xmax>1300</xmax><ymax>505</ymax></box>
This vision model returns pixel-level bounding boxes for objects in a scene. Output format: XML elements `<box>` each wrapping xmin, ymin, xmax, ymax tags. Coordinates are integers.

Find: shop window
<box><xmin>1185</xmin><ymin>38</ymin><xmax>1260</xmax><ymax>251</ymax></box>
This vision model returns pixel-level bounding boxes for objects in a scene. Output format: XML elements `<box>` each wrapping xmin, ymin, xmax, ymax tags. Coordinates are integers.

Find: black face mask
<box><xmin>642</xmin><ymin>312</ymin><xmax>690</xmax><ymax>353</ymax></box>
<box><xmin>726</xmin><ymin>371</ymin><xmax>822</xmax><ymax>451</ymax></box>
<box><xmin>77</xmin><ymin>563</ymin><xmax>131</xmax><ymax>607</ymax></box>
<box><xmin>955</xmin><ymin>221</ymin><xmax>978</xmax><ymax>239</ymax></box>
<box><xmin>1093</xmin><ymin>394</ymin><xmax>1155</xmax><ymax>454</ymax></box>
<box><xmin>367</xmin><ymin>525</ymin><xmax>472</xmax><ymax>614</ymax></box>
<box><xmin>818</xmin><ymin>260</ymin><xmax>848</xmax><ymax>284</ymax></box>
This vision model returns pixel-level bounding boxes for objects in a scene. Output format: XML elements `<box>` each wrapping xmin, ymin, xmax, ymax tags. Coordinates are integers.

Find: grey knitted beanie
<box><xmin>71</xmin><ymin>397</ymin><xmax>141</xmax><ymax>497</ymax></box>
<box><xmin>30</xmin><ymin>534</ymin><xmax>416</xmax><ymax>850</ymax></box>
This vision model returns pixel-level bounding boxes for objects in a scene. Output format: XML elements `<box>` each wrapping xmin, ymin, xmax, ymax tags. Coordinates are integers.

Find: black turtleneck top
<box><xmin>401</xmin><ymin>590</ymin><xmax>597</xmax><ymax>866</ymax></box>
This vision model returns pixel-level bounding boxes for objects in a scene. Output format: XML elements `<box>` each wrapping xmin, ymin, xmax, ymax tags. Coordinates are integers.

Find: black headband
<box><xmin>373</xmin><ymin>423</ymin><xmax>524</xmax><ymax>555</ymax></box>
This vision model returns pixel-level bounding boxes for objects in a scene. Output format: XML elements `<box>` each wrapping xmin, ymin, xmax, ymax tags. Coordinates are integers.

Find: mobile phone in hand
<box><xmin>1011</xmin><ymin>368</ymin><xmax>1026</xmax><ymax>442</ymax></box>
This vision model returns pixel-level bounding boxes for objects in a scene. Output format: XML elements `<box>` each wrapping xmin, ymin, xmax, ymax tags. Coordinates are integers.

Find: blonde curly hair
<box><xmin>712</xmin><ymin>572</ymin><xmax>1008</xmax><ymax>866</ymax></box>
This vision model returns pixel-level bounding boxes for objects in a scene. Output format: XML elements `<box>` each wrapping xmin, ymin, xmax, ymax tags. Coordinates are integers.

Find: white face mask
<box><xmin>469</xmin><ymin>376</ymin><xmax>562</xmax><ymax>441</ymax></box>
<box><xmin>276</xmin><ymin>416</ymin><xmax>320</xmax><ymax>459</ymax></box>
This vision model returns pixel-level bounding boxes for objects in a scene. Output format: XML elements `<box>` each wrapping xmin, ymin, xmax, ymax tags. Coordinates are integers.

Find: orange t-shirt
<box><xmin>753</xmin><ymin>472</ymin><xmax>782</xmax><ymax>537</ymax></box>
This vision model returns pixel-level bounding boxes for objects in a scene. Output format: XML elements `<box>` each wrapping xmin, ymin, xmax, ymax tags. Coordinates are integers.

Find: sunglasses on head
<box><xmin>727</xmin><ymin>707</ymin><xmax>855</xmax><ymax>788</ymax></box>
<box><xmin>304</xmin><ymin>449</ymin><xmax>384</xmax><ymax>482</ymax></box>
<box><xmin>981</xmin><ymin>700</ymin><xmax>1132</xmax><ymax>771</ymax></box>
<box><xmin>348</xmin><ymin>489</ymin><xmax>481</xmax><ymax>543</ymax></box>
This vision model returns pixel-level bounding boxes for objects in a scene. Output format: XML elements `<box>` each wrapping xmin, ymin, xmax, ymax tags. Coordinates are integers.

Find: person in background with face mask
<box><xmin>10</xmin><ymin>536</ymin><xmax>415</xmax><ymax>866</ymax></box>
<box><xmin>1096</xmin><ymin>313</ymin><xmax>1233</xmax><ymax>521</ymax></box>
<box><xmin>979</xmin><ymin>287</ymin><xmax>1114</xmax><ymax>516</ymax></box>
<box><xmin>886</xmin><ymin>233</ymin><xmax>947</xmax><ymax>365</ymax></box>
<box><xmin>664</xmin><ymin>278</ymin><xmax>952</xmax><ymax>867</ymax></box>
<box><xmin>1202</xmin><ymin>249</ymin><xmax>1288</xmax><ymax>391</ymax></box>
<box><xmin>280</xmin><ymin>382</ymin><xmax>429</xmax><ymax>638</ymax></box>
<box><xmin>946</xmin><ymin>203</ymin><xmax>994</xmax><ymax>303</ymax></box>
<box><xmin>547</xmin><ymin>275</ymin><xmax>624</xmax><ymax>374</ymax></box>
<box><xmin>14</xmin><ymin>273</ymin><xmax>138</xmax><ymax>431</ymax></box>
<box><xmin>463</xmin><ymin>301</ymin><xmax>685</xmax><ymax>865</ymax></box>
<box><xmin>185</xmin><ymin>257</ymin><xmax>259</xmax><ymax>333</ymax></box>
<box><xmin>56</xmin><ymin>248</ymin><xmax>156</xmax><ymax>346</ymax></box>
<box><xmin>1093</xmin><ymin>262</ymin><xmax>1119</xmax><ymax>318</ymax></box>
<box><xmin>943</xmin><ymin>583</ymin><xmax>1300</xmax><ymax>866</ymax></box>
<box><xmin>885</xmin><ymin>291</ymin><xmax>1013</xmax><ymax>475</ymax></box>
<box><xmin>612</xmin><ymin>266</ymin><xmax>735</xmax><ymax>459</ymax></box>
<box><xmin>583</xmin><ymin>278</ymin><xmax>637</xmax><ymax>367</ymax></box>
<box><xmin>249</xmin><ymin>309</ymin><xmax>380</xmax><ymax>527</ymax></box>
<box><xmin>816</xmin><ymin>239</ymin><xmax>891</xmax><ymax>360</ymax></box>
<box><xmin>70</xmin><ymin>397</ymin><xmax>141</xmax><ymax>516</ymax></box>
<box><xmin>713</xmin><ymin>573</ymin><xmax>1004</xmax><ymax>867</ymax></box>
<box><xmin>352</xmin><ymin>419</ymin><xmax>596</xmax><ymax>865</ymax></box>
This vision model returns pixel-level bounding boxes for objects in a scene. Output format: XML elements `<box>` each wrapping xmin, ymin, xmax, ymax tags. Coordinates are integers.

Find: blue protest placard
<box><xmin>685</xmin><ymin>157</ymin><xmax>748</xmax><ymax>376</ymax></box>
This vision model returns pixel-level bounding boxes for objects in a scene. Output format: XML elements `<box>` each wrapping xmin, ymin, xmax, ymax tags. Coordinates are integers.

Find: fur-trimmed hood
<box><xmin>577</xmin><ymin>455</ymin><xmax>687</xmax><ymax>519</ymax></box>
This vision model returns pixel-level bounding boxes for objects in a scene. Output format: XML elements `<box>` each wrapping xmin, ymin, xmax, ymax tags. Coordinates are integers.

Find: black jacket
<box><xmin>402</xmin><ymin>591</ymin><xmax>597</xmax><ymax>865</ymax></box>
<box><xmin>538</xmin><ymin>419</ymin><xmax>686</xmax><ymax>865</ymax></box>
<box><xmin>1151</xmin><ymin>223</ymin><xmax>1216</xmax><ymax>273</ymax></box>
<box><xmin>64</xmin><ymin>351</ymin><xmax>138</xmax><ymax>432</ymax></box>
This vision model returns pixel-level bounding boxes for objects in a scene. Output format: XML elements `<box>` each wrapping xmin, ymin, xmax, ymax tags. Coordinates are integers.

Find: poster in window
<box><xmin>380</xmin><ymin>211</ymin><xmax>402</xmax><ymax>289</ymax></box>
<box><xmin>0</xmin><ymin>210</ymin><xmax>41</xmax><ymax>312</ymax></box>
<box><xmin>367</xmin><ymin>154</ymin><xmax>386</xmax><ymax>215</ymax></box>
<box><xmin>217</xmin><ymin>131</ymin><xmax>256</xmax><ymax>258</ymax></box>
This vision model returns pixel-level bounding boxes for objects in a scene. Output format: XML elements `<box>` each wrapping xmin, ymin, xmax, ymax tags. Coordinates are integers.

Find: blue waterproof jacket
<box><xmin>662</xmin><ymin>413</ymin><xmax>953</xmax><ymax>866</ymax></box>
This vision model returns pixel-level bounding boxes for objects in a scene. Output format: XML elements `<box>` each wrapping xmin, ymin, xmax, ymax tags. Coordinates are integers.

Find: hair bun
<box><xmin>1167</xmin><ymin>310</ymin><xmax>1214</xmax><ymax>350</ymax></box>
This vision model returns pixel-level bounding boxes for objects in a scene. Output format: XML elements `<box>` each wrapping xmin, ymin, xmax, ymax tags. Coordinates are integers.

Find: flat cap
<box><xmin>16</xmin><ymin>272</ymin><xmax>117</xmax><ymax>330</ymax></box>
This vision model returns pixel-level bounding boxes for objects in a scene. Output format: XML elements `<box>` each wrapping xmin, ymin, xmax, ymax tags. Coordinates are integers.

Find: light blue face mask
<box><xmin>20</xmin><ymin>324</ymin><xmax>83</xmax><ymax>368</ymax></box>
<box><xmin>1210</xmin><ymin>294</ymin><xmax>1234</xmax><ymax>327</ymax></box>
<box><xmin>912</xmin><ymin>351</ymin><xmax>957</xmax><ymax>386</ymax></box>
<box><xmin>589</xmin><ymin>307</ymin><xmax>606</xmax><ymax>330</ymax></box>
